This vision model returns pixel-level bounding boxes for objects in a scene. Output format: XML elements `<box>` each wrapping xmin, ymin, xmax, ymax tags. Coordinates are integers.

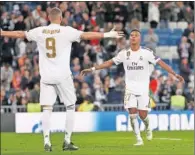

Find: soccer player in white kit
<box><xmin>1</xmin><ymin>7</ymin><xmax>124</xmax><ymax>151</ymax></box>
<box><xmin>81</xmin><ymin>29</ymin><xmax>184</xmax><ymax>146</ymax></box>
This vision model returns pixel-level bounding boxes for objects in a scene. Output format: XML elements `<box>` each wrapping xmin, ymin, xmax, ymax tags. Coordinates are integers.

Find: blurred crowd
<box><xmin>0</xmin><ymin>2</ymin><xmax>194</xmax><ymax>111</ymax></box>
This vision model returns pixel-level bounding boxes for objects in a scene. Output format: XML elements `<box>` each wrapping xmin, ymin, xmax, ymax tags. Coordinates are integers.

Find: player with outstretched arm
<box><xmin>1</xmin><ymin>7</ymin><xmax>124</xmax><ymax>151</ymax></box>
<box><xmin>81</xmin><ymin>29</ymin><xmax>184</xmax><ymax>146</ymax></box>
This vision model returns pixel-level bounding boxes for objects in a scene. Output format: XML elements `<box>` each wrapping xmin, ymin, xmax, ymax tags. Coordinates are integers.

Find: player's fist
<box><xmin>175</xmin><ymin>74</ymin><xmax>185</xmax><ymax>83</ymax></box>
<box><xmin>80</xmin><ymin>68</ymin><xmax>93</xmax><ymax>76</ymax></box>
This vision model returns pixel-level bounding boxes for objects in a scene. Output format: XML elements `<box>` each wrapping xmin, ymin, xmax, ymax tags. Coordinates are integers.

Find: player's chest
<box><xmin>124</xmin><ymin>53</ymin><xmax>147</xmax><ymax>65</ymax></box>
<box><xmin>123</xmin><ymin>52</ymin><xmax>148</xmax><ymax>71</ymax></box>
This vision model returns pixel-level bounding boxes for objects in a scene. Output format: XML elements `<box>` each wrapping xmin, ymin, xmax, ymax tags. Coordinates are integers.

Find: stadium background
<box><xmin>1</xmin><ymin>1</ymin><xmax>194</xmax><ymax>112</ymax></box>
<box><xmin>0</xmin><ymin>2</ymin><xmax>194</xmax><ymax>133</ymax></box>
<box><xmin>0</xmin><ymin>3</ymin><xmax>194</xmax><ymax>155</ymax></box>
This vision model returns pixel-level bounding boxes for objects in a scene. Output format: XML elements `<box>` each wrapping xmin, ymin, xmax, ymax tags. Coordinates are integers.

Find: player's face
<box><xmin>129</xmin><ymin>31</ymin><xmax>141</xmax><ymax>45</ymax></box>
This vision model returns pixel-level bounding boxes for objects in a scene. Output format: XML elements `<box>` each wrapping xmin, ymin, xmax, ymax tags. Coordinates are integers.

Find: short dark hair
<box><xmin>130</xmin><ymin>29</ymin><xmax>141</xmax><ymax>34</ymax></box>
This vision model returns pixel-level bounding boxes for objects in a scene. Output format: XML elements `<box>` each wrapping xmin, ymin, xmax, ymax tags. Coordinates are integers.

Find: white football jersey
<box><xmin>25</xmin><ymin>24</ymin><xmax>83</xmax><ymax>84</ymax></box>
<box><xmin>112</xmin><ymin>47</ymin><xmax>160</xmax><ymax>95</ymax></box>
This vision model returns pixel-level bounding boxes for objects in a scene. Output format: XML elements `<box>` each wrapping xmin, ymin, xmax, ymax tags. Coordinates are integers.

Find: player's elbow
<box><xmin>80</xmin><ymin>33</ymin><xmax>88</xmax><ymax>40</ymax></box>
<box><xmin>106</xmin><ymin>60</ymin><xmax>114</xmax><ymax>68</ymax></box>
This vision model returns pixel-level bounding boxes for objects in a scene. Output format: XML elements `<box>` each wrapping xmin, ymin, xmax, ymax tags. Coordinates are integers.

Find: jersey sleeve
<box><xmin>24</xmin><ymin>27</ymin><xmax>40</xmax><ymax>42</ymax></box>
<box><xmin>112</xmin><ymin>50</ymin><xmax>125</xmax><ymax>65</ymax></box>
<box><xmin>147</xmin><ymin>50</ymin><xmax>160</xmax><ymax>65</ymax></box>
<box><xmin>66</xmin><ymin>26</ymin><xmax>84</xmax><ymax>43</ymax></box>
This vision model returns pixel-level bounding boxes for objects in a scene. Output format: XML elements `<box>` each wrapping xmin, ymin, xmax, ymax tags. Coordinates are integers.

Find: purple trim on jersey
<box><xmin>155</xmin><ymin>56</ymin><xmax>160</xmax><ymax>60</ymax></box>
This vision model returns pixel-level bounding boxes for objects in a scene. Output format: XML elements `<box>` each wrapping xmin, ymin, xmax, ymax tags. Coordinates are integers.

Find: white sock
<box><xmin>41</xmin><ymin>107</ymin><xmax>52</xmax><ymax>146</ymax></box>
<box><xmin>64</xmin><ymin>104</ymin><xmax>75</xmax><ymax>144</ymax></box>
<box><xmin>130</xmin><ymin>114</ymin><xmax>141</xmax><ymax>139</ymax></box>
<box><xmin>142</xmin><ymin>116</ymin><xmax>150</xmax><ymax>130</ymax></box>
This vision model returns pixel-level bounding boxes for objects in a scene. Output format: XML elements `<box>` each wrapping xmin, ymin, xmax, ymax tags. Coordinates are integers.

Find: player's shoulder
<box><xmin>141</xmin><ymin>46</ymin><xmax>155</xmax><ymax>56</ymax></box>
<box><xmin>28</xmin><ymin>26</ymin><xmax>43</xmax><ymax>32</ymax></box>
<box><xmin>63</xmin><ymin>26</ymin><xmax>77</xmax><ymax>31</ymax></box>
<box><xmin>118</xmin><ymin>48</ymin><xmax>129</xmax><ymax>55</ymax></box>
<box><xmin>141</xmin><ymin>46</ymin><xmax>154</xmax><ymax>53</ymax></box>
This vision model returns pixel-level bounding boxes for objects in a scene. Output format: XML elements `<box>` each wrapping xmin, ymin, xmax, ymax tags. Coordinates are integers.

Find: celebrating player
<box><xmin>1</xmin><ymin>7</ymin><xmax>124</xmax><ymax>151</ymax></box>
<box><xmin>81</xmin><ymin>29</ymin><xmax>184</xmax><ymax>146</ymax></box>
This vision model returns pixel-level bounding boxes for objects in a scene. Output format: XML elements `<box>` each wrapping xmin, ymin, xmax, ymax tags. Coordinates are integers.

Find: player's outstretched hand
<box><xmin>175</xmin><ymin>74</ymin><xmax>185</xmax><ymax>83</ymax></box>
<box><xmin>104</xmin><ymin>26</ymin><xmax>124</xmax><ymax>39</ymax></box>
<box><xmin>80</xmin><ymin>68</ymin><xmax>93</xmax><ymax>76</ymax></box>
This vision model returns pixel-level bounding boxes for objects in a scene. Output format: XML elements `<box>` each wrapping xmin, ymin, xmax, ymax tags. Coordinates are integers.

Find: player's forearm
<box><xmin>1</xmin><ymin>30</ymin><xmax>26</xmax><ymax>38</ymax></box>
<box><xmin>80</xmin><ymin>32</ymin><xmax>104</xmax><ymax>40</ymax></box>
<box><xmin>157</xmin><ymin>60</ymin><xmax>176</xmax><ymax>76</ymax></box>
<box><xmin>80</xmin><ymin>30</ymin><xmax>123</xmax><ymax>40</ymax></box>
<box><xmin>93</xmin><ymin>60</ymin><xmax>114</xmax><ymax>70</ymax></box>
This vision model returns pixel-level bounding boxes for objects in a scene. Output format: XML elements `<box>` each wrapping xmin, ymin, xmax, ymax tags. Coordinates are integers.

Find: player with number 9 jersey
<box><xmin>25</xmin><ymin>25</ymin><xmax>83</xmax><ymax>84</ymax></box>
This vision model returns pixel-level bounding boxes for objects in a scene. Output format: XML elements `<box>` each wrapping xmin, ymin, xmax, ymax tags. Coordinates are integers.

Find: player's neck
<box><xmin>50</xmin><ymin>23</ymin><xmax>60</xmax><ymax>25</ymax></box>
<box><xmin>130</xmin><ymin>44</ymin><xmax>140</xmax><ymax>52</ymax></box>
<box><xmin>50</xmin><ymin>21</ymin><xmax>61</xmax><ymax>25</ymax></box>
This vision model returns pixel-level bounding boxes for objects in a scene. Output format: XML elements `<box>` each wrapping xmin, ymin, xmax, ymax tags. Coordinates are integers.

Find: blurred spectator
<box><xmin>1</xmin><ymin>87</ymin><xmax>8</xmax><ymax>105</ymax></box>
<box><xmin>93</xmin><ymin>75</ymin><xmax>107</xmax><ymax>104</ymax></box>
<box><xmin>82</xmin><ymin>55</ymin><xmax>92</xmax><ymax>70</ymax></box>
<box><xmin>20</xmin><ymin>70</ymin><xmax>33</xmax><ymax>90</ymax></box>
<box><xmin>130</xmin><ymin>18</ymin><xmax>140</xmax><ymax>30</ymax></box>
<box><xmin>148</xmin><ymin>2</ymin><xmax>160</xmax><ymax>28</ymax></box>
<box><xmin>178</xmin><ymin>36</ymin><xmax>190</xmax><ymax>60</ymax></box>
<box><xmin>24</xmin><ymin>13</ymin><xmax>36</xmax><ymax>30</ymax></box>
<box><xmin>185</xmin><ymin>84</ymin><xmax>194</xmax><ymax>110</ymax></box>
<box><xmin>158</xmin><ymin>78</ymin><xmax>173</xmax><ymax>105</ymax></box>
<box><xmin>32</xmin><ymin>5</ymin><xmax>42</xmax><ymax>20</ymax></box>
<box><xmin>159</xmin><ymin>2</ymin><xmax>172</xmax><ymax>28</ymax></box>
<box><xmin>144</xmin><ymin>28</ymin><xmax>159</xmax><ymax>52</ymax></box>
<box><xmin>12</xmin><ymin>70</ymin><xmax>22</xmax><ymax>89</ymax></box>
<box><xmin>180</xmin><ymin>58</ymin><xmax>191</xmax><ymax>85</ymax></box>
<box><xmin>90</xmin><ymin>26</ymin><xmax>100</xmax><ymax>46</ymax></box>
<box><xmin>176</xmin><ymin>2</ymin><xmax>186</xmax><ymax>21</ymax></box>
<box><xmin>14</xmin><ymin>15</ymin><xmax>26</xmax><ymax>31</ymax></box>
<box><xmin>31</xmin><ymin>68</ymin><xmax>41</xmax><ymax>85</ymax></box>
<box><xmin>29</xmin><ymin>83</ymin><xmax>40</xmax><ymax>103</ymax></box>
<box><xmin>1</xmin><ymin>37</ymin><xmax>14</xmax><ymax>65</ymax></box>
<box><xmin>183</xmin><ymin>23</ymin><xmax>194</xmax><ymax>37</ymax></box>
<box><xmin>81</xmin><ymin>82</ymin><xmax>91</xmax><ymax>96</ymax></box>
<box><xmin>82</xmin><ymin>13</ymin><xmax>91</xmax><ymax>31</ymax></box>
<box><xmin>183</xmin><ymin>6</ymin><xmax>194</xmax><ymax>23</ymax></box>
<box><xmin>77</xmin><ymin>95</ymin><xmax>95</xmax><ymax>112</ymax></box>
<box><xmin>39</xmin><ymin>11</ymin><xmax>48</xmax><ymax>26</ymax></box>
<box><xmin>107</xmin><ymin>77</ymin><xmax>124</xmax><ymax>104</ymax></box>
<box><xmin>1</xmin><ymin>63</ymin><xmax>13</xmax><ymax>91</ymax></box>
<box><xmin>1</xmin><ymin>12</ymin><xmax>15</xmax><ymax>31</ymax></box>
<box><xmin>150</xmin><ymin>70</ymin><xmax>161</xmax><ymax>95</ymax></box>
<box><xmin>21</xmin><ymin>4</ymin><xmax>30</xmax><ymax>19</ymax></box>
<box><xmin>15</xmin><ymin>38</ymin><xmax>27</xmax><ymax>58</ymax></box>
<box><xmin>127</xmin><ymin>2</ymin><xmax>142</xmax><ymax>21</ymax></box>
<box><xmin>170</xmin><ymin>89</ymin><xmax>186</xmax><ymax>110</ymax></box>
<box><xmin>187</xmin><ymin>32</ymin><xmax>194</xmax><ymax>62</ymax></box>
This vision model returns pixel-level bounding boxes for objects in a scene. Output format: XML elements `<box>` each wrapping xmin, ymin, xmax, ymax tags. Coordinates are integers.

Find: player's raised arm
<box><xmin>157</xmin><ymin>60</ymin><xmax>185</xmax><ymax>83</ymax></box>
<box><xmin>147</xmin><ymin>50</ymin><xmax>184</xmax><ymax>83</ymax></box>
<box><xmin>1</xmin><ymin>30</ymin><xmax>26</xmax><ymax>38</ymax></box>
<box><xmin>80</xmin><ymin>27</ymin><xmax>124</xmax><ymax>40</ymax></box>
<box><xmin>80</xmin><ymin>60</ymin><xmax>114</xmax><ymax>76</ymax></box>
<box><xmin>81</xmin><ymin>49</ymin><xmax>124</xmax><ymax>76</ymax></box>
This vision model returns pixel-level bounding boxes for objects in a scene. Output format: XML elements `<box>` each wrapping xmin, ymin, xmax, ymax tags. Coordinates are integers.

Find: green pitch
<box><xmin>1</xmin><ymin>131</ymin><xmax>194</xmax><ymax>155</ymax></box>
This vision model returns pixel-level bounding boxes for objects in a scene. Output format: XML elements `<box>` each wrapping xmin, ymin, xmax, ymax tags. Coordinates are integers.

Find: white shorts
<box><xmin>124</xmin><ymin>90</ymin><xmax>150</xmax><ymax>111</ymax></box>
<box><xmin>40</xmin><ymin>76</ymin><xmax>76</xmax><ymax>107</ymax></box>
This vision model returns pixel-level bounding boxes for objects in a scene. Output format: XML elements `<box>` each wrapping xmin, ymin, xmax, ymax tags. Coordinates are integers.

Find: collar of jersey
<box><xmin>127</xmin><ymin>47</ymin><xmax>141</xmax><ymax>53</ymax></box>
<box><xmin>49</xmin><ymin>23</ymin><xmax>60</xmax><ymax>26</ymax></box>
